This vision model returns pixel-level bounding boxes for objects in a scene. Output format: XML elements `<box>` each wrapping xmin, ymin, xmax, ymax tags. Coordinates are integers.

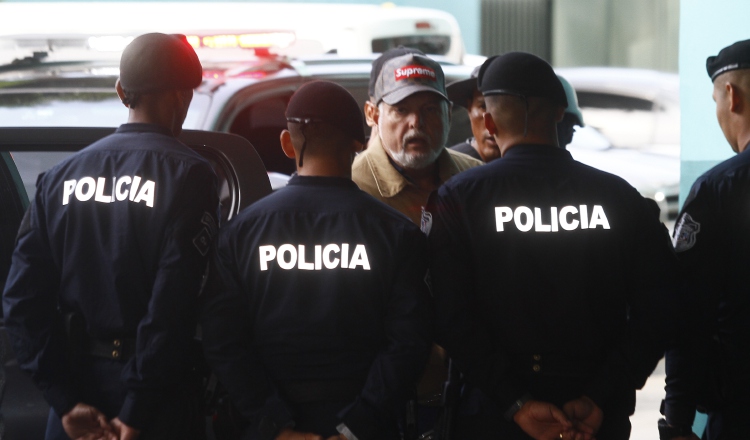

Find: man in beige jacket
<box><xmin>353</xmin><ymin>52</ymin><xmax>481</xmax><ymax>435</ymax></box>
<box><xmin>354</xmin><ymin>53</ymin><xmax>482</xmax><ymax>225</ymax></box>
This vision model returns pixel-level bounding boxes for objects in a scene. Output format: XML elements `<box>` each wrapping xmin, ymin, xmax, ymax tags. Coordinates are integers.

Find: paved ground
<box><xmin>630</xmin><ymin>358</ymin><xmax>665</xmax><ymax>440</ymax></box>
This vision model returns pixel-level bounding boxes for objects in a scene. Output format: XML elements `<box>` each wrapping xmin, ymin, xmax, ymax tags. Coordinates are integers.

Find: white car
<box><xmin>556</xmin><ymin>67</ymin><xmax>680</xmax><ymax>222</ymax></box>
<box><xmin>567</xmin><ymin>125</ymin><xmax>679</xmax><ymax>222</ymax></box>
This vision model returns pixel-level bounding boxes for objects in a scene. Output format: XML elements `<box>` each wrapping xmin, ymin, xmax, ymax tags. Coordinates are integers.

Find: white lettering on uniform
<box><xmin>514</xmin><ymin>207</ymin><xmax>533</xmax><ymax>232</ymax></box>
<box><xmin>349</xmin><ymin>244</ymin><xmax>371</xmax><ymax>270</ymax></box>
<box><xmin>534</xmin><ymin>207</ymin><xmax>551</xmax><ymax>232</ymax></box>
<box><xmin>298</xmin><ymin>245</ymin><xmax>314</xmax><ymax>270</ymax></box>
<box><xmin>62</xmin><ymin>180</ymin><xmax>76</xmax><ymax>205</ymax></box>
<box><xmin>116</xmin><ymin>176</ymin><xmax>131</xmax><ymax>201</ymax></box>
<box><xmin>75</xmin><ymin>177</ymin><xmax>96</xmax><ymax>202</ymax></box>
<box><xmin>589</xmin><ymin>205</ymin><xmax>610</xmax><ymax>229</ymax></box>
<box><xmin>495</xmin><ymin>207</ymin><xmax>512</xmax><ymax>231</ymax></box>
<box><xmin>61</xmin><ymin>175</ymin><xmax>156</xmax><ymax>208</ymax></box>
<box><xmin>277</xmin><ymin>244</ymin><xmax>297</xmax><ymax>270</ymax></box>
<box><xmin>494</xmin><ymin>205</ymin><xmax>611</xmax><ymax>232</ymax></box>
<box><xmin>258</xmin><ymin>244</ymin><xmax>371</xmax><ymax>271</ymax></box>
<box><xmin>94</xmin><ymin>177</ymin><xmax>112</xmax><ymax>203</ymax></box>
<box><xmin>324</xmin><ymin>244</ymin><xmax>340</xmax><ymax>269</ymax></box>
<box><xmin>259</xmin><ymin>245</ymin><xmax>276</xmax><ymax>271</ymax></box>
<box><xmin>559</xmin><ymin>206</ymin><xmax>579</xmax><ymax>230</ymax></box>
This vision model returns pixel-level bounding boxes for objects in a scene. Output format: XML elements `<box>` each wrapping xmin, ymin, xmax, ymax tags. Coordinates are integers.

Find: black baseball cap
<box><xmin>369</xmin><ymin>46</ymin><xmax>425</xmax><ymax>97</ymax></box>
<box><xmin>286</xmin><ymin>80</ymin><xmax>365</xmax><ymax>145</ymax></box>
<box><xmin>706</xmin><ymin>39</ymin><xmax>750</xmax><ymax>82</ymax></box>
<box><xmin>119</xmin><ymin>33</ymin><xmax>202</xmax><ymax>93</ymax></box>
<box><xmin>446</xmin><ymin>65</ymin><xmax>481</xmax><ymax>109</ymax></box>
<box><xmin>478</xmin><ymin>52</ymin><xmax>567</xmax><ymax>108</ymax></box>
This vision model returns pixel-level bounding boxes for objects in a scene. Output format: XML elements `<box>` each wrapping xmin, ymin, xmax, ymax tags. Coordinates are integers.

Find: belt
<box><xmin>87</xmin><ymin>337</ymin><xmax>137</xmax><ymax>361</ymax></box>
<box><xmin>281</xmin><ymin>379</ymin><xmax>362</xmax><ymax>404</ymax></box>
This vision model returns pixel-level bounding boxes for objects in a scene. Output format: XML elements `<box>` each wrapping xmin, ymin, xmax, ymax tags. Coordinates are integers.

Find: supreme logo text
<box><xmin>395</xmin><ymin>65</ymin><xmax>436</xmax><ymax>81</ymax></box>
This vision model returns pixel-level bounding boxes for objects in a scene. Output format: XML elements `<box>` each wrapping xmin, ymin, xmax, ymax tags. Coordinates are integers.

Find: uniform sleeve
<box><xmin>200</xmin><ymin>226</ymin><xmax>295</xmax><ymax>440</ymax></box>
<box><xmin>426</xmin><ymin>187</ymin><xmax>526</xmax><ymax>412</ymax></box>
<box><xmin>663</xmin><ymin>179</ymin><xmax>722</xmax><ymax>428</ymax></box>
<box><xmin>118</xmin><ymin>163</ymin><xmax>220</xmax><ymax>429</ymax></box>
<box><xmin>582</xmin><ymin>194</ymin><xmax>682</xmax><ymax>409</ymax></box>
<box><xmin>338</xmin><ymin>228</ymin><xmax>433</xmax><ymax>440</ymax></box>
<box><xmin>2</xmin><ymin>185</ymin><xmax>80</xmax><ymax>417</ymax></box>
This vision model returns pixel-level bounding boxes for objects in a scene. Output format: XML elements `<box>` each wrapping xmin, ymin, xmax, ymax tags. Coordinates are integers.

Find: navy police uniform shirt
<box><xmin>201</xmin><ymin>175</ymin><xmax>432</xmax><ymax>440</ymax></box>
<box><xmin>426</xmin><ymin>144</ymin><xmax>678</xmax><ymax>415</ymax></box>
<box><xmin>2</xmin><ymin>123</ymin><xmax>220</xmax><ymax>429</ymax></box>
<box><xmin>664</xmin><ymin>144</ymin><xmax>750</xmax><ymax>428</ymax></box>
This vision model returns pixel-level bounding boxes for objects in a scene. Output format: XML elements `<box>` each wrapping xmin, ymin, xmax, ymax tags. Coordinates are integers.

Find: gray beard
<box><xmin>389</xmin><ymin>146</ymin><xmax>442</xmax><ymax>170</ymax></box>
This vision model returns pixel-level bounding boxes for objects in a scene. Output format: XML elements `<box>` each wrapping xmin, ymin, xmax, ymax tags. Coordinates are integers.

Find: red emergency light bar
<box><xmin>186</xmin><ymin>32</ymin><xmax>295</xmax><ymax>50</ymax></box>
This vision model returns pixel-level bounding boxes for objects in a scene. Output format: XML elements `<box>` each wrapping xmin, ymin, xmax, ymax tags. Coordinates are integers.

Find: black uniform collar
<box><xmin>502</xmin><ymin>144</ymin><xmax>573</xmax><ymax>160</ymax></box>
<box><xmin>116</xmin><ymin>123</ymin><xmax>175</xmax><ymax>137</ymax></box>
<box><xmin>288</xmin><ymin>174</ymin><xmax>360</xmax><ymax>189</ymax></box>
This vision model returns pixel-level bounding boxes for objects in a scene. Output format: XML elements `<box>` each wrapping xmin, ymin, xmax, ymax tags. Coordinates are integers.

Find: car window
<box><xmin>229</xmin><ymin>92</ymin><xmax>297</xmax><ymax>175</ymax></box>
<box><xmin>575</xmin><ymin>91</ymin><xmax>657</xmax><ymax>148</ymax></box>
<box><xmin>0</xmin><ymin>128</ymin><xmax>272</xmax><ymax>224</ymax></box>
<box><xmin>372</xmin><ymin>35</ymin><xmax>452</xmax><ymax>56</ymax></box>
<box><xmin>0</xmin><ymin>92</ymin><xmax>125</xmax><ymax>127</ymax></box>
<box><xmin>576</xmin><ymin>91</ymin><xmax>654</xmax><ymax>112</ymax></box>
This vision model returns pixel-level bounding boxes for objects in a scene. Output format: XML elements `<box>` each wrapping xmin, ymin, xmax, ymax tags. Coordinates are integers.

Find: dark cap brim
<box><xmin>446</xmin><ymin>77</ymin><xmax>477</xmax><ymax>109</ymax></box>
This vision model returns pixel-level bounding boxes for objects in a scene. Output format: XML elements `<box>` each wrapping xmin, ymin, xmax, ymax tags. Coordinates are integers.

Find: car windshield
<box><xmin>0</xmin><ymin>84</ymin><xmax>211</xmax><ymax>199</ymax></box>
<box><xmin>0</xmin><ymin>92</ymin><xmax>125</xmax><ymax>127</ymax></box>
<box><xmin>0</xmin><ymin>91</ymin><xmax>211</xmax><ymax>128</ymax></box>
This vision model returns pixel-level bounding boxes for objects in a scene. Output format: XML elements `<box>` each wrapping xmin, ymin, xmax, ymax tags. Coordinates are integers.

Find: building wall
<box><xmin>551</xmin><ymin>0</ymin><xmax>679</xmax><ymax>71</ymax></box>
<box><xmin>678</xmin><ymin>0</ymin><xmax>749</xmax><ymax>204</ymax></box>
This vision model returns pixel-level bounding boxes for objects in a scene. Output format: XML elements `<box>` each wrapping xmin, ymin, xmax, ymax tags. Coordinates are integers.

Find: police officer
<box><xmin>2</xmin><ymin>33</ymin><xmax>219</xmax><ymax>439</ymax></box>
<box><xmin>425</xmin><ymin>52</ymin><xmax>678</xmax><ymax>440</ymax></box>
<box><xmin>660</xmin><ymin>39</ymin><xmax>750</xmax><ymax>440</ymax></box>
<box><xmin>200</xmin><ymin>80</ymin><xmax>432</xmax><ymax>440</ymax></box>
<box><xmin>556</xmin><ymin>75</ymin><xmax>584</xmax><ymax>149</ymax></box>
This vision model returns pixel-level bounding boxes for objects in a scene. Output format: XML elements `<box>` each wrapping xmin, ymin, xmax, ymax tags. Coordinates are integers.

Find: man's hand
<box><xmin>275</xmin><ymin>427</ymin><xmax>324</xmax><ymax>440</ymax></box>
<box><xmin>61</xmin><ymin>403</ymin><xmax>116</xmax><ymax>440</ymax></box>
<box><xmin>110</xmin><ymin>418</ymin><xmax>141</xmax><ymax>440</ymax></box>
<box><xmin>562</xmin><ymin>396</ymin><xmax>602</xmax><ymax>440</ymax></box>
<box><xmin>513</xmin><ymin>399</ymin><xmax>572</xmax><ymax>440</ymax></box>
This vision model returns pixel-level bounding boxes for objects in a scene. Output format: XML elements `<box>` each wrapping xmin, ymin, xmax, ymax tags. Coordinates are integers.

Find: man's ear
<box><xmin>728</xmin><ymin>83</ymin><xmax>743</xmax><ymax>114</ymax></box>
<box><xmin>280</xmin><ymin>130</ymin><xmax>296</xmax><ymax>159</ymax></box>
<box><xmin>484</xmin><ymin>112</ymin><xmax>497</xmax><ymax>135</ymax></box>
<box><xmin>364</xmin><ymin>100</ymin><xmax>379</xmax><ymax>127</ymax></box>
<box><xmin>115</xmin><ymin>79</ymin><xmax>129</xmax><ymax>108</ymax></box>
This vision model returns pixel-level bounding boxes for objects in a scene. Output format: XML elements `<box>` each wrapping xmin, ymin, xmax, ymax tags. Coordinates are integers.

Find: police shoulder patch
<box><xmin>672</xmin><ymin>213</ymin><xmax>701</xmax><ymax>252</ymax></box>
<box><xmin>193</xmin><ymin>227</ymin><xmax>211</xmax><ymax>257</ymax></box>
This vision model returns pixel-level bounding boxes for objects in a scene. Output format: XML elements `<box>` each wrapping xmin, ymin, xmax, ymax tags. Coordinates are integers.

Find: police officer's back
<box><xmin>2</xmin><ymin>33</ymin><xmax>219</xmax><ymax>439</ymax></box>
<box><xmin>661</xmin><ymin>39</ymin><xmax>750</xmax><ymax>440</ymax></box>
<box><xmin>200</xmin><ymin>81</ymin><xmax>432</xmax><ymax>440</ymax></box>
<box><xmin>426</xmin><ymin>52</ymin><xmax>678</xmax><ymax>440</ymax></box>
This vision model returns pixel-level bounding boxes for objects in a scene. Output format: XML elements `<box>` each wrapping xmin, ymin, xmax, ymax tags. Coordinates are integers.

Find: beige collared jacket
<box><xmin>352</xmin><ymin>135</ymin><xmax>483</xmax><ymax>225</ymax></box>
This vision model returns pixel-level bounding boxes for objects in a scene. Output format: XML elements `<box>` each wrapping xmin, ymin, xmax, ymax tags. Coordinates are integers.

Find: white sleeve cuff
<box><xmin>336</xmin><ymin>423</ymin><xmax>359</xmax><ymax>440</ymax></box>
